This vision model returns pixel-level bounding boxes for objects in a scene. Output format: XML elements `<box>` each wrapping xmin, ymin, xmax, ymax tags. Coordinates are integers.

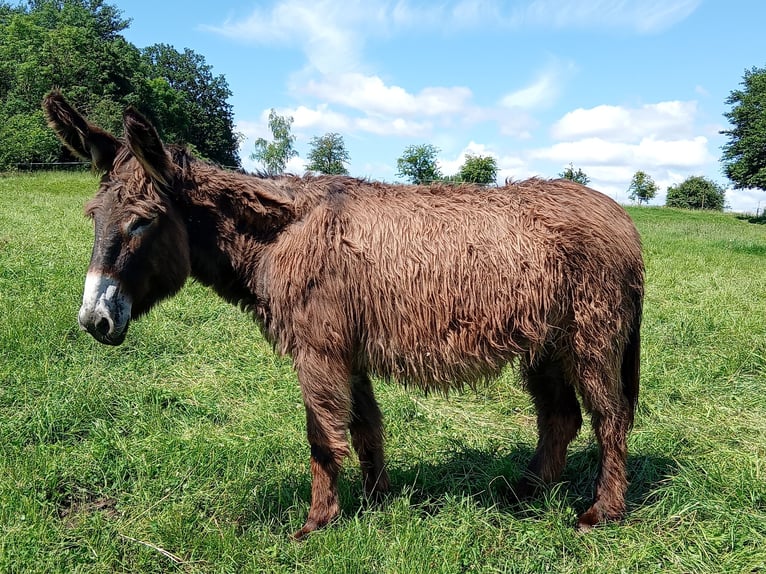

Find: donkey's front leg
<box><xmin>292</xmin><ymin>351</ymin><xmax>352</xmax><ymax>540</ymax></box>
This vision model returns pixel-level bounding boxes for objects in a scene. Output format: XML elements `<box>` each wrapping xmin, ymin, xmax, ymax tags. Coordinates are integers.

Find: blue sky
<box><xmin>117</xmin><ymin>0</ymin><xmax>763</xmax><ymax>211</ymax></box>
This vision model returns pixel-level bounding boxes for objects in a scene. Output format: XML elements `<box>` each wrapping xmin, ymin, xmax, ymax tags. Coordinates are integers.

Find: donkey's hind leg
<box><xmin>516</xmin><ymin>355</ymin><xmax>582</xmax><ymax>498</ymax></box>
<box><xmin>576</xmin><ymin>380</ymin><xmax>632</xmax><ymax>530</ymax></box>
<box><xmin>349</xmin><ymin>371</ymin><xmax>390</xmax><ymax>496</ymax></box>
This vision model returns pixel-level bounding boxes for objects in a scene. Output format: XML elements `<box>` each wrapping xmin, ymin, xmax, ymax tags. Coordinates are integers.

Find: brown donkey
<box><xmin>44</xmin><ymin>92</ymin><xmax>644</xmax><ymax>539</ymax></box>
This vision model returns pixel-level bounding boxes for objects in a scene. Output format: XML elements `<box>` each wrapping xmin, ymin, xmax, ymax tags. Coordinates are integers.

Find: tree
<box><xmin>721</xmin><ymin>66</ymin><xmax>766</xmax><ymax>191</ymax></box>
<box><xmin>665</xmin><ymin>176</ymin><xmax>726</xmax><ymax>211</ymax></box>
<box><xmin>396</xmin><ymin>144</ymin><xmax>441</xmax><ymax>184</ymax></box>
<box><xmin>251</xmin><ymin>109</ymin><xmax>298</xmax><ymax>175</ymax></box>
<box><xmin>0</xmin><ymin>110</ymin><xmax>60</xmax><ymax>168</ymax></box>
<box><xmin>459</xmin><ymin>154</ymin><xmax>497</xmax><ymax>185</ymax></box>
<box><xmin>0</xmin><ymin>0</ymin><xmax>138</xmax><ymax>167</ymax></box>
<box><xmin>142</xmin><ymin>44</ymin><xmax>240</xmax><ymax>167</ymax></box>
<box><xmin>306</xmin><ymin>132</ymin><xmax>349</xmax><ymax>175</ymax></box>
<box><xmin>559</xmin><ymin>162</ymin><xmax>590</xmax><ymax>186</ymax></box>
<box><xmin>0</xmin><ymin>1</ymin><xmax>241</xmax><ymax>169</ymax></box>
<box><xmin>627</xmin><ymin>170</ymin><xmax>658</xmax><ymax>204</ymax></box>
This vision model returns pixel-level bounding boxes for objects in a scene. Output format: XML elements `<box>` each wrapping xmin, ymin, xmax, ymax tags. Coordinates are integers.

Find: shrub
<box><xmin>666</xmin><ymin>176</ymin><xmax>726</xmax><ymax>211</ymax></box>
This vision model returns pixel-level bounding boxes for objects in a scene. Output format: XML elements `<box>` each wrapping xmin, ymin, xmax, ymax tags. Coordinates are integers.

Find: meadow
<box><xmin>0</xmin><ymin>172</ymin><xmax>764</xmax><ymax>573</ymax></box>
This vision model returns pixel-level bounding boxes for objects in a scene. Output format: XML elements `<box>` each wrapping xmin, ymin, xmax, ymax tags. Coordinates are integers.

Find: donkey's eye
<box><xmin>127</xmin><ymin>216</ymin><xmax>156</xmax><ymax>237</ymax></box>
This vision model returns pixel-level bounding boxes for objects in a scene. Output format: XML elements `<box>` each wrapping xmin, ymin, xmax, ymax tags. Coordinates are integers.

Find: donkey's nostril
<box><xmin>95</xmin><ymin>316</ymin><xmax>112</xmax><ymax>336</ymax></box>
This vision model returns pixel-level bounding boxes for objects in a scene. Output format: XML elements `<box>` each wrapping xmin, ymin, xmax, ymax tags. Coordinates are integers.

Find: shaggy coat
<box><xmin>44</xmin><ymin>91</ymin><xmax>644</xmax><ymax>539</ymax></box>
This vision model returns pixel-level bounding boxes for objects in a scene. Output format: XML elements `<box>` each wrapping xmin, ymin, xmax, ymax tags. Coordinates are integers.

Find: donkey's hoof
<box><xmin>576</xmin><ymin>504</ymin><xmax>623</xmax><ymax>532</ymax></box>
<box><xmin>291</xmin><ymin>521</ymin><xmax>319</xmax><ymax>541</ymax></box>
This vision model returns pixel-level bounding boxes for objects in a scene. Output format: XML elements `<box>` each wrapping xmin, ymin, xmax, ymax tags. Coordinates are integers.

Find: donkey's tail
<box><xmin>621</xmin><ymin>299</ymin><xmax>642</xmax><ymax>428</ymax></box>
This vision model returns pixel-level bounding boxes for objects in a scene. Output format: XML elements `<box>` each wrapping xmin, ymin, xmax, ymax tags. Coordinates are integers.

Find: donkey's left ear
<box><xmin>43</xmin><ymin>90</ymin><xmax>121</xmax><ymax>171</ymax></box>
<box><xmin>123</xmin><ymin>107</ymin><xmax>173</xmax><ymax>188</ymax></box>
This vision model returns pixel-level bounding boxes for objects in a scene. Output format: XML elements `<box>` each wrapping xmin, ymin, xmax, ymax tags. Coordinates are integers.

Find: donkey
<box><xmin>44</xmin><ymin>91</ymin><xmax>644</xmax><ymax>539</ymax></box>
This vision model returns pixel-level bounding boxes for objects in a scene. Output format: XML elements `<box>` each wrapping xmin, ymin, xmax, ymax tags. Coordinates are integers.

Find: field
<box><xmin>1</xmin><ymin>172</ymin><xmax>765</xmax><ymax>573</ymax></box>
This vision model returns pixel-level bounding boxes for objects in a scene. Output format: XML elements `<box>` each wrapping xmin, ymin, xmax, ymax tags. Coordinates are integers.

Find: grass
<box><xmin>1</xmin><ymin>171</ymin><xmax>765</xmax><ymax>573</ymax></box>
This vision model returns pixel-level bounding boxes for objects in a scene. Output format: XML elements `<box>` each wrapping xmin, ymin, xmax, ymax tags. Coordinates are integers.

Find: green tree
<box><xmin>721</xmin><ymin>66</ymin><xmax>766</xmax><ymax>191</ymax></box>
<box><xmin>0</xmin><ymin>110</ymin><xmax>60</xmax><ymax>168</ymax></box>
<box><xmin>559</xmin><ymin>162</ymin><xmax>590</xmax><ymax>186</ymax></box>
<box><xmin>306</xmin><ymin>132</ymin><xmax>349</xmax><ymax>175</ymax></box>
<box><xmin>665</xmin><ymin>176</ymin><xmax>726</xmax><ymax>211</ymax></box>
<box><xmin>0</xmin><ymin>0</ymin><xmax>137</xmax><ymax>167</ymax></box>
<box><xmin>142</xmin><ymin>44</ymin><xmax>240</xmax><ymax>166</ymax></box>
<box><xmin>627</xmin><ymin>170</ymin><xmax>658</xmax><ymax>204</ymax></box>
<box><xmin>396</xmin><ymin>144</ymin><xmax>441</xmax><ymax>184</ymax></box>
<box><xmin>459</xmin><ymin>154</ymin><xmax>497</xmax><ymax>185</ymax></box>
<box><xmin>251</xmin><ymin>109</ymin><xmax>298</xmax><ymax>175</ymax></box>
<box><xmin>0</xmin><ymin>1</ymin><xmax>241</xmax><ymax>169</ymax></box>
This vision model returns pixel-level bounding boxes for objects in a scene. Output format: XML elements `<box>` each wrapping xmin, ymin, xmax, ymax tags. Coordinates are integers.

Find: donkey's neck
<box><xmin>178</xmin><ymin>162</ymin><xmax>299</xmax><ymax>313</ymax></box>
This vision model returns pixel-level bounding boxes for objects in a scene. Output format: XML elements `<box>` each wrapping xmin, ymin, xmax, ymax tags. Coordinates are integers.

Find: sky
<box><xmin>115</xmin><ymin>0</ymin><xmax>764</xmax><ymax>211</ymax></box>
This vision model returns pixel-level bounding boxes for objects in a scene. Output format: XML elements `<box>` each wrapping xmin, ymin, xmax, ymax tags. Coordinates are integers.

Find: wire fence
<box><xmin>13</xmin><ymin>162</ymin><xmax>91</xmax><ymax>172</ymax></box>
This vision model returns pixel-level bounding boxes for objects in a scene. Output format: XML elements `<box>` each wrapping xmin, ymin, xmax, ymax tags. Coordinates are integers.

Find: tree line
<box><xmin>253</xmin><ymin>108</ymin><xmax>727</xmax><ymax>209</ymax></box>
<box><xmin>253</xmin><ymin>109</ymin><xmax>499</xmax><ymax>184</ymax></box>
<box><xmin>555</xmin><ymin>164</ymin><xmax>725</xmax><ymax>210</ymax></box>
<box><xmin>0</xmin><ymin>0</ymin><xmax>240</xmax><ymax>170</ymax></box>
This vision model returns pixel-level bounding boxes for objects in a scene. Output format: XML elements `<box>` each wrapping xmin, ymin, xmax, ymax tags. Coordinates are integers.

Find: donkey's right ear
<box><xmin>42</xmin><ymin>90</ymin><xmax>121</xmax><ymax>171</ymax></box>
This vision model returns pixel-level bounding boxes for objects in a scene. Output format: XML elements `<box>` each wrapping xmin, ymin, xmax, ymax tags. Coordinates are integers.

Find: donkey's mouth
<box><xmin>81</xmin><ymin>317</ymin><xmax>129</xmax><ymax>346</ymax></box>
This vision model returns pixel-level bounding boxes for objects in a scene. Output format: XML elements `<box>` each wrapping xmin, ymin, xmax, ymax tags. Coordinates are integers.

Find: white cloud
<box><xmin>304</xmin><ymin>74</ymin><xmax>473</xmax><ymax>117</ymax></box>
<box><xmin>531</xmin><ymin>136</ymin><xmax>711</xmax><ymax>169</ymax></box>
<box><xmin>354</xmin><ymin>116</ymin><xmax>432</xmax><ymax>137</ymax></box>
<box><xmin>725</xmin><ymin>188</ymin><xmax>765</xmax><ymax>214</ymax></box>
<box><xmin>205</xmin><ymin>0</ymin><xmax>372</xmax><ymax>74</ymax></box>
<box><xmin>501</xmin><ymin>73</ymin><xmax>558</xmax><ymax>110</ymax></box>
<box><xmin>285</xmin><ymin>155</ymin><xmax>308</xmax><ymax>174</ymax></box>
<box><xmin>552</xmin><ymin>101</ymin><xmax>698</xmax><ymax>141</ymax></box>
<box><xmin>235</xmin><ymin>119</ymin><xmax>270</xmax><ymax>143</ymax></box>
<box><xmin>515</xmin><ymin>0</ymin><xmax>701</xmax><ymax>33</ymax></box>
<box><xmin>285</xmin><ymin>105</ymin><xmax>351</xmax><ymax>132</ymax></box>
<box><xmin>206</xmin><ymin>0</ymin><xmax>699</xmax><ymax>78</ymax></box>
<box><xmin>501</xmin><ymin>59</ymin><xmax>576</xmax><ymax>111</ymax></box>
<box><xmin>537</xmin><ymin>99</ymin><xmax>716</xmax><ymax>204</ymax></box>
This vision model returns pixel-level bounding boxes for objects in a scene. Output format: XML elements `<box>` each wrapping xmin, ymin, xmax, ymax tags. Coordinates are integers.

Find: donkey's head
<box><xmin>43</xmin><ymin>91</ymin><xmax>191</xmax><ymax>345</ymax></box>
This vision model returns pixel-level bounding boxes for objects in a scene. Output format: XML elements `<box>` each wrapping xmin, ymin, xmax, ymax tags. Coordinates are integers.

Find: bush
<box><xmin>666</xmin><ymin>176</ymin><xmax>726</xmax><ymax>211</ymax></box>
<box><xmin>0</xmin><ymin>111</ymin><xmax>61</xmax><ymax>170</ymax></box>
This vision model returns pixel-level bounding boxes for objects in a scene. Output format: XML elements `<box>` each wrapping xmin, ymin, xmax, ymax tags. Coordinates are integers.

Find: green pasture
<box><xmin>0</xmin><ymin>172</ymin><xmax>764</xmax><ymax>573</ymax></box>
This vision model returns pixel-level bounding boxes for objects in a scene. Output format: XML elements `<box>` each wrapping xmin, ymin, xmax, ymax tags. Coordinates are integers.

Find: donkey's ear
<box><xmin>123</xmin><ymin>107</ymin><xmax>173</xmax><ymax>188</ymax></box>
<box><xmin>42</xmin><ymin>90</ymin><xmax>120</xmax><ymax>171</ymax></box>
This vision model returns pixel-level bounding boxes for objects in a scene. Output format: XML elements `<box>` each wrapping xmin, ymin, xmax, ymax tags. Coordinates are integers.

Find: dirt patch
<box><xmin>59</xmin><ymin>495</ymin><xmax>119</xmax><ymax>529</ymax></box>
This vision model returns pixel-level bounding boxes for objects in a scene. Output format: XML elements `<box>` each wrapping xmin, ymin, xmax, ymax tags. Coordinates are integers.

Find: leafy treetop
<box><xmin>396</xmin><ymin>144</ymin><xmax>442</xmax><ymax>184</ymax></box>
<box><xmin>251</xmin><ymin>109</ymin><xmax>298</xmax><ymax>175</ymax></box>
<box><xmin>306</xmin><ymin>132</ymin><xmax>350</xmax><ymax>175</ymax></box>
<box><xmin>721</xmin><ymin>66</ymin><xmax>766</xmax><ymax>191</ymax></box>
<box><xmin>559</xmin><ymin>163</ymin><xmax>590</xmax><ymax>186</ymax></box>
<box><xmin>665</xmin><ymin>176</ymin><xmax>726</xmax><ymax>211</ymax></box>
<box><xmin>627</xmin><ymin>170</ymin><xmax>658</xmax><ymax>204</ymax></box>
<box><xmin>0</xmin><ymin>0</ymin><xmax>240</xmax><ymax>169</ymax></box>
<box><xmin>459</xmin><ymin>154</ymin><xmax>497</xmax><ymax>185</ymax></box>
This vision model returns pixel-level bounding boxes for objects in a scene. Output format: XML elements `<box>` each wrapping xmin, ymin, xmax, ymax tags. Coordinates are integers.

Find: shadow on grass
<box><xmin>237</xmin><ymin>443</ymin><xmax>678</xmax><ymax>531</ymax></box>
<box><xmin>735</xmin><ymin>213</ymin><xmax>766</xmax><ymax>225</ymax></box>
<box><xmin>380</xmin><ymin>444</ymin><xmax>678</xmax><ymax>521</ymax></box>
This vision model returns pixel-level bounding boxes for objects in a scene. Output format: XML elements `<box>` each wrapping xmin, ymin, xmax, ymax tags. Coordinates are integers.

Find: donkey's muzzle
<box><xmin>78</xmin><ymin>305</ymin><xmax>127</xmax><ymax>345</ymax></box>
<box><xmin>79</xmin><ymin>272</ymin><xmax>131</xmax><ymax>346</ymax></box>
